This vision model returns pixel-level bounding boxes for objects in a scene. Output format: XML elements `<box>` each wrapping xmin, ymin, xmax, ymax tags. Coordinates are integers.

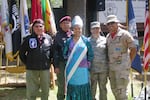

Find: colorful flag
<box><xmin>128</xmin><ymin>0</ymin><xmax>142</xmax><ymax>73</ymax></box>
<box><xmin>20</xmin><ymin>0</ymin><xmax>30</xmax><ymax>41</ymax></box>
<box><xmin>1</xmin><ymin>0</ymin><xmax>14</xmax><ymax>61</ymax></box>
<box><xmin>9</xmin><ymin>0</ymin><xmax>21</xmax><ymax>58</ymax></box>
<box><xmin>31</xmin><ymin>0</ymin><xmax>43</xmax><ymax>22</ymax></box>
<box><xmin>41</xmin><ymin>0</ymin><xmax>57</xmax><ymax>34</ymax></box>
<box><xmin>143</xmin><ymin>0</ymin><xmax>150</xmax><ymax>71</ymax></box>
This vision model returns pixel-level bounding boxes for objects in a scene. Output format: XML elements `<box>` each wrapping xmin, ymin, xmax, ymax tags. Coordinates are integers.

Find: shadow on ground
<box><xmin>0</xmin><ymin>86</ymin><xmax>57</xmax><ymax>100</ymax></box>
<box><xmin>0</xmin><ymin>87</ymin><xmax>26</xmax><ymax>100</ymax></box>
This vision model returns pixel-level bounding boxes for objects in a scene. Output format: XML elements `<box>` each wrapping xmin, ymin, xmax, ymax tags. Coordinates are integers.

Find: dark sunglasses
<box><xmin>107</xmin><ymin>22</ymin><xmax>116</xmax><ymax>26</ymax></box>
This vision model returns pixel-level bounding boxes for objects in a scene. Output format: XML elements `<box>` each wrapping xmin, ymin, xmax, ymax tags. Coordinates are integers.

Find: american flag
<box><xmin>143</xmin><ymin>0</ymin><xmax>150</xmax><ymax>71</ymax></box>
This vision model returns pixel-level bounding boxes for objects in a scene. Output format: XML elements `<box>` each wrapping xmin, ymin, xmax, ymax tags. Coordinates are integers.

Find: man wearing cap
<box><xmin>88</xmin><ymin>21</ymin><xmax>108</xmax><ymax>100</ymax></box>
<box><xmin>19</xmin><ymin>19</ymin><xmax>53</xmax><ymax>100</ymax></box>
<box><xmin>53</xmin><ymin>15</ymin><xmax>72</xmax><ymax>100</ymax></box>
<box><xmin>105</xmin><ymin>15</ymin><xmax>136</xmax><ymax>100</ymax></box>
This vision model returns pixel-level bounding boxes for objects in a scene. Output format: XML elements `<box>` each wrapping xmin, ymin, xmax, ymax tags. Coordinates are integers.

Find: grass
<box><xmin>95</xmin><ymin>76</ymin><xmax>144</xmax><ymax>100</ymax></box>
<box><xmin>0</xmin><ymin>72</ymin><xmax>146</xmax><ymax>100</ymax></box>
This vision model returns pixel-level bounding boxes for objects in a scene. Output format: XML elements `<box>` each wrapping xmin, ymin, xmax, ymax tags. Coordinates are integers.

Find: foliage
<box><xmin>26</xmin><ymin>0</ymin><xmax>63</xmax><ymax>8</ymax></box>
<box><xmin>50</xmin><ymin>0</ymin><xmax>63</xmax><ymax>8</ymax></box>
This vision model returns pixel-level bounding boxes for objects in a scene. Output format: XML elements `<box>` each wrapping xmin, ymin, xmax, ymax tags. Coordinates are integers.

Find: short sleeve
<box><xmin>123</xmin><ymin>31</ymin><xmax>136</xmax><ymax>49</ymax></box>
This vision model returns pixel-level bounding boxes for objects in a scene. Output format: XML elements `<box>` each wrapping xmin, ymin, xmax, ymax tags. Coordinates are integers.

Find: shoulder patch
<box><xmin>29</xmin><ymin>38</ymin><xmax>37</xmax><ymax>48</ymax></box>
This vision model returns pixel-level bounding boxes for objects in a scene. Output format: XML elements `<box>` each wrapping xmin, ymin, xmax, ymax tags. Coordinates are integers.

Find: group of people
<box><xmin>19</xmin><ymin>14</ymin><xmax>136</xmax><ymax>100</ymax></box>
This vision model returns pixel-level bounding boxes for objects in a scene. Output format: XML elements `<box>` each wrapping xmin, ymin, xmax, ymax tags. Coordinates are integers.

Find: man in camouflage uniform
<box><xmin>106</xmin><ymin>15</ymin><xmax>136</xmax><ymax>100</ymax></box>
<box><xmin>89</xmin><ymin>21</ymin><xmax>108</xmax><ymax>100</ymax></box>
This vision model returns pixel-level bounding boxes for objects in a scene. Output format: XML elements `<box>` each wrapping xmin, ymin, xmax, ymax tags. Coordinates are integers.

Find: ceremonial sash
<box><xmin>65</xmin><ymin>37</ymin><xmax>87</xmax><ymax>93</ymax></box>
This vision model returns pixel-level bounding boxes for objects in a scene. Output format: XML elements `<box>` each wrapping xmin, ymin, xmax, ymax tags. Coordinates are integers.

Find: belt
<box><xmin>109</xmin><ymin>60</ymin><xmax>122</xmax><ymax>64</ymax></box>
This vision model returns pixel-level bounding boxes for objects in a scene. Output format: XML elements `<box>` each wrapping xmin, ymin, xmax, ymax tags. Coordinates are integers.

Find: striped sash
<box><xmin>65</xmin><ymin>37</ymin><xmax>87</xmax><ymax>93</ymax></box>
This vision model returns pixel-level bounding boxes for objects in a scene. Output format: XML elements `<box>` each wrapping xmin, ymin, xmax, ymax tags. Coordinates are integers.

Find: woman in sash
<box><xmin>63</xmin><ymin>15</ymin><xmax>94</xmax><ymax>100</ymax></box>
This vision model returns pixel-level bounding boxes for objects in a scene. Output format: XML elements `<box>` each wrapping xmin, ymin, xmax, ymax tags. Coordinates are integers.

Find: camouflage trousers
<box><xmin>109</xmin><ymin>63</ymin><xmax>130</xmax><ymax>100</ymax></box>
<box><xmin>90</xmin><ymin>71</ymin><xmax>108</xmax><ymax>100</ymax></box>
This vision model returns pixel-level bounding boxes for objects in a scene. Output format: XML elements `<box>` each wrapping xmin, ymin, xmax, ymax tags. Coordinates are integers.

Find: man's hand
<box><xmin>54</xmin><ymin>67</ymin><xmax>60</xmax><ymax>74</ymax></box>
<box><xmin>130</xmin><ymin>47</ymin><xmax>137</xmax><ymax>63</ymax></box>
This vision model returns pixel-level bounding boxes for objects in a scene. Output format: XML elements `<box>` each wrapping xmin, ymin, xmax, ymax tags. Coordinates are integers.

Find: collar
<box><xmin>110</xmin><ymin>32</ymin><xmax>116</xmax><ymax>38</ymax></box>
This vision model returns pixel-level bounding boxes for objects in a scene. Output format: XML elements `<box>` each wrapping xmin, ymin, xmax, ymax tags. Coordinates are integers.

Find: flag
<box><xmin>127</xmin><ymin>0</ymin><xmax>142</xmax><ymax>73</ymax></box>
<box><xmin>131</xmin><ymin>47</ymin><xmax>142</xmax><ymax>73</ymax></box>
<box><xmin>0</xmin><ymin>9</ymin><xmax>1</xmax><ymax>27</ymax></box>
<box><xmin>1</xmin><ymin>0</ymin><xmax>14</xmax><ymax>61</ymax></box>
<box><xmin>20</xmin><ymin>0</ymin><xmax>30</xmax><ymax>41</ymax></box>
<box><xmin>9</xmin><ymin>0</ymin><xmax>21</xmax><ymax>58</ymax></box>
<box><xmin>143</xmin><ymin>0</ymin><xmax>150</xmax><ymax>71</ymax></box>
<box><xmin>41</xmin><ymin>0</ymin><xmax>57</xmax><ymax>34</ymax></box>
<box><xmin>31</xmin><ymin>0</ymin><xmax>43</xmax><ymax>22</ymax></box>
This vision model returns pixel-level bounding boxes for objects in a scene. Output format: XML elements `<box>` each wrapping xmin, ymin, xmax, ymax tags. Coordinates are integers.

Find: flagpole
<box><xmin>130</xmin><ymin>68</ymin><xmax>134</xmax><ymax>98</ymax></box>
<box><xmin>126</xmin><ymin>0</ymin><xmax>129</xmax><ymax>29</ymax></box>
<box><xmin>144</xmin><ymin>70</ymin><xmax>147</xmax><ymax>100</ymax></box>
<box><xmin>126</xmin><ymin>0</ymin><xmax>134</xmax><ymax>98</ymax></box>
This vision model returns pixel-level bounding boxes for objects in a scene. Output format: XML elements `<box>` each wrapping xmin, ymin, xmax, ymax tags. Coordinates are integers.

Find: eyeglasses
<box><xmin>107</xmin><ymin>22</ymin><xmax>116</xmax><ymax>26</ymax></box>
